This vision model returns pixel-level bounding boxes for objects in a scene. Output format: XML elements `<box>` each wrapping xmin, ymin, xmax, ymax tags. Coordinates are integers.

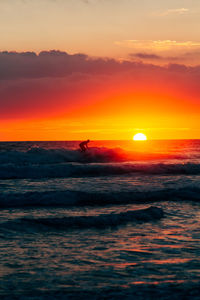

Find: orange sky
<box><xmin>1</xmin><ymin>1</ymin><xmax>200</xmax><ymax>140</ymax></box>
<box><xmin>1</xmin><ymin>71</ymin><xmax>200</xmax><ymax>141</ymax></box>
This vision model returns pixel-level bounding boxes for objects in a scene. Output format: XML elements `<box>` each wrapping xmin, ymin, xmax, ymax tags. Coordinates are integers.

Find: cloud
<box><xmin>0</xmin><ymin>50</ymin><xmax>132</xmax><ymax>80</ymax></box>
<box><xmin>1</xmin><ymin>50</ymin><xmax>200</xmax><ymax>121</ymax></box>
<box><xmin>130</xmin><ymin>53</ymin><xmax>162</xmax><ymax>60</ymax></box>
<box><xmin>129</xmin><ymin>52</ymin><xmax>182</xmax><ymax>63</ymax></box>
<box><xmin>116</xmin><ymin>40</ymin><xmax>200</xmax><ymax>51</ymax></box>
<box><xmin>116</xmin><ymin>40</ymin><xmax>200</xmax><ymax>63</ymax></box>
<box><xmin>157</xmin><ymin>8</ymin><xmax>189</xmax><ymax>17</ymax></box>
<box><xmin>129</xmin><ymin>50</ymin><xmax>200</xmax><ymax>65</ymax></box>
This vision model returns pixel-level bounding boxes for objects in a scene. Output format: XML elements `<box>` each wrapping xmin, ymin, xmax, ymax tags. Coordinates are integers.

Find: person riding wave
<box><xmin>79</xmin><ymin>139</ymin><xmax>90</xmax><ymax>152</ymax></box>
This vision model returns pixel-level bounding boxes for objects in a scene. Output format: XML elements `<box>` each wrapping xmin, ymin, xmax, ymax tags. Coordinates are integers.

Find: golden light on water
<box><xmin>133</xmin><ymin>133</ymin><xmax>147</xmax><ymax>141</ymax></box>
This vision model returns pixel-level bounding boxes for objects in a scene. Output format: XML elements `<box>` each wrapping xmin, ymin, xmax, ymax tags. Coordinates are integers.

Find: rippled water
<box><xmin>0</xmin><ymin>140</ymin><xmax>200</xmax><ymax>299</ymax></box>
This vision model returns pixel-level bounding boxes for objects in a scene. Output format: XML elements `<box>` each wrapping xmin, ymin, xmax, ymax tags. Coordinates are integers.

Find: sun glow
<box><xmin>133</xmin><ymin>133</ymin><xmax>147</xmax><ymax>141</ymax></box>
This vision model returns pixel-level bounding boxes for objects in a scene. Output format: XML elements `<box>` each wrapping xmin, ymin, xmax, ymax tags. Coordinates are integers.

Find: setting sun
<box><xmin>133</xmin><ymin>133</ymin><xmax>147</xmax><ymax>141</ymax></box>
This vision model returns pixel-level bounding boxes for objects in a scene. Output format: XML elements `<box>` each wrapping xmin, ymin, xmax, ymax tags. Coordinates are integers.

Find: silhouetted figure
<box><xmin>79</xmin><ymin>139</ymin><xmax>90</xmax><ymax>152</ymax></box>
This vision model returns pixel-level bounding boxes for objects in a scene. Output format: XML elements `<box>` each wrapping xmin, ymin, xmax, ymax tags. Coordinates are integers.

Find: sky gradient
<box><xmin>1</xmin><ymin>0</ymin><xmax>200</xmax><ymax>140</ymax></box>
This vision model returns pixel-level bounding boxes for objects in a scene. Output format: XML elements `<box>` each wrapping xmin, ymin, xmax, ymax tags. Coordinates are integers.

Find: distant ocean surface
<box><xmin>0</xmin><ymin>140</ymin><xmax>200</xmax><ymax>299</ymax></box>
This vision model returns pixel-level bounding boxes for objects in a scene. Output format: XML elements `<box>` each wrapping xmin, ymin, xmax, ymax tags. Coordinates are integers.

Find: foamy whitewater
<box><xmin>0</xmin><ymin>140</ymin><xmax>200</xmax><ymax>299</ymax></box>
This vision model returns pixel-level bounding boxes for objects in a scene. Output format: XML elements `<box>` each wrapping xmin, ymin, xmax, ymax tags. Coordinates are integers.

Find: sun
<box><xmin>133</xmin><ymin>133</ymin><xmax>147</xmax><ymax>141</ymax></box>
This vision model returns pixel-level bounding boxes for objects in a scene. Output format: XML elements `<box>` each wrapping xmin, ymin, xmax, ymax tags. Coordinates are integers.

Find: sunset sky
<box><xmin>1</xmin><ymin>0</ymin><xmax>200</xmax><ymax>140</ymax></box>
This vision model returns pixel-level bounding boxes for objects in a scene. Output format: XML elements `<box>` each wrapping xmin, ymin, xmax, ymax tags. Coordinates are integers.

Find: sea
<box><xmin>0</xmin><ymin>140</ymin><xmax>200</xmax><ymax>299</ymax></box>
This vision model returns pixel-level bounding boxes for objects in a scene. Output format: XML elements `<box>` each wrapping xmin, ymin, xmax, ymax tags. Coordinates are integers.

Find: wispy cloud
<box><xmin>115</xmin><ymin>40</ymin><xmax>200</xmax><ymax>54</ymax></box>
<box><xmin>130</xmin><ymin>53</ymin><xmax>162</xmax><ymax>60</ymax></box>
<box><xmin>155</xmin><ymin>8</ymin><xmax>189</xmax><ymax>17</ymax></box>
<box><xmin>129</xmin><ymin>52</ymin><xmax>200</xmax><ymax>64</ymax></box>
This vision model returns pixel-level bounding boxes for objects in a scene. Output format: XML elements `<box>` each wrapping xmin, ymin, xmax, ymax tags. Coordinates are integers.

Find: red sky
<box><xmin>1</xmin><ymin>50</ymin><xmax>200</xmax><ymax>140</ymax></box>
<box><xmin>1</xmin><ymin>1</ymin><xmax>200</xmax><ymax>140</ymax></box>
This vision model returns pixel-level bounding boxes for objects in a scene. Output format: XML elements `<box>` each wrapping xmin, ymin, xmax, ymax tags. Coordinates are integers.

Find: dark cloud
<box><xmin>130</xmin><ymin>53</ymin><xmax>162</xmax><ymax>60</ymax></box>
<box><xmin>129</xmin><ymin>51</ymin><xmax>200</xmax><ymax>64</ymax></box>
<box><xmin>0</xmin><ymin>50</ymin><xmax>135</xmax><ymax>80</ymax></box>
<box><xmin>129</xmin><ymin>52</ymin><xmax>182</xmax><ymax>63</ymax></box>
<box><xmin>1</xmin><ymin>50</ymin><xmax>200</xmax><ymax>120</ymax></box>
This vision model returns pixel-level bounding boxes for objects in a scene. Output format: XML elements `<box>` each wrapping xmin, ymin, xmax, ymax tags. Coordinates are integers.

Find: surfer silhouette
<box><xmin>79</xmin><ymin>139</ymin><xmax>90</xmax><ymax>152</ymax></box>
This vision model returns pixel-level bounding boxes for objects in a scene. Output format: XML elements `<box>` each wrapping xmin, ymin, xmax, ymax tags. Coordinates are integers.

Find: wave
<box><xmin>1</xmin><ymin>161</ymin><xmax>200</xmax><ymax>179</ymax></box>
<box><xmin>1</xmin><ymin>206</ymin><xmax>164</xmax><ymax>232</ymax></box>
<box><xmin>0</xmin><ymin>146</ymin><xmax>197</xmax><ymax>179</ymax></box>
<box><xmin>0</xmin><ymin>146</ymin><xmax>187</xmax><ymax>165</ymax></box>
<box><xmin>1</xmin><ymin>280</ymin><xmax>199</xmax><ymax>299</ymax></box>
<box><xmin>1</xmin><ymin>282</ymin><xmax>200</xmax><ymax>300</ymax></box>
<box><xmin>0</xmin><ymin>147</ymin><xmax>130</xmax><ymax>164</ymax></box>
<box><xmin>1</xmin><ymin>187</ymin><xmax>200</xmax><ymax>208</ymax></box>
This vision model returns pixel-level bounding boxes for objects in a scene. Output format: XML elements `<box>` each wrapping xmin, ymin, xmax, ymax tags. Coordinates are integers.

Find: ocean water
<box><xmin>0</xmin><ymin>140</ymin><xmax>200</xmax><ymax>299</ymax></box>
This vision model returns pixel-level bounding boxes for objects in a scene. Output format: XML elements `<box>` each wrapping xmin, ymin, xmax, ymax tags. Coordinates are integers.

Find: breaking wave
<box><xmin>1</xmin><ymin>187</ymin><xmax>200</xmax><ymax>208</ymax></box>
<box><xmin>0</xmin><ymin>146</ymin><xmax>188</xmax><ymax>164</ymax></box>
<box><xmin>0</xmin><ymin>147</ymin><xmax>130</xmax><ymax>164</ymax></box>
<box><xmin>0</xmin><ymin>147</ymin><xmax>199</xmax><ymax>179</ymax></box>
<box><xmin>1</xmin><ymin>206</ymin><xmax>164</xmax><ymax>232</ymax></box>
